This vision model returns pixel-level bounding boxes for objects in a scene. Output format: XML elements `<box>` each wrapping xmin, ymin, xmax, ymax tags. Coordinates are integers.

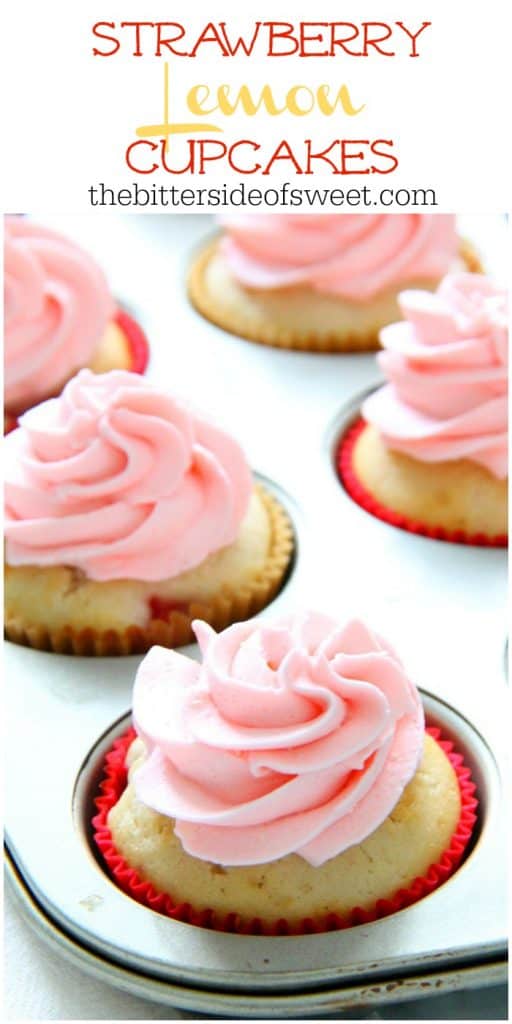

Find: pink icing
<box><xmin>219</xmin><ymin>214</ymin><xmax>457</xmax><ymax>300</ymax></box>
<box><xmin>4</xmin><ymin>370</ymin><xmax>252</xmax><ymax>582</ymax></box>
<box><xmin>4</xmin><ymin>217</ymin><xmax>115</xmax><ymax>411</ymax></box>
<box><xmin>363</xmin><ymin>273</ymin><xmax>508</xmax><ymax>478</ymax></box>
<box><xmin>131</xmin><ymin>613</ymin><xmax>424</xmax><ymax>867</ymax></box>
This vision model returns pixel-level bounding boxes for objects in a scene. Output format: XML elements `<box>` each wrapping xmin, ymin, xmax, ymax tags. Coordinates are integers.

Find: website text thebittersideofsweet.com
<box><xmin>88</xmin><ymin>182</ymin><xmax>438</xmax><ymax>210</ymax></box>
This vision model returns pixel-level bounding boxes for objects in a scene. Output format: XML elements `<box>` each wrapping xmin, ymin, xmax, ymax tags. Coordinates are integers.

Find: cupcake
<box><xmin>188</xmin><ymin>214</ymin><xmax>481</xmax><ymax>352</ymax></box>
<box><xmin>93</xmin><ymin>612</ymin><xmax>477</xmax><ymax>934</ymax></box>
<box><xmin>338</xmin><ymin>273</ymin><xmax>508</xmax><ymax>544</ymax></box>
<box><xmin>4</xmin><ymin>217</ymin><xmax>149</xmax><ymax>423</ymax></box>
<box><xmin>4</xmin><ymin>370</ymin><xmax>293</xmax><ymax>654</ymax></box>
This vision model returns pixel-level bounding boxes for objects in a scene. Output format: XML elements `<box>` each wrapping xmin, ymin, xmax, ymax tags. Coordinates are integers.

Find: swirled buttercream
<box><xmin>4</xmin><ymin>217</ymin><xmax>115</xmax><ymax>410</ymax></box>
<box><xmin>131</xmin><ymin>613</ymin><xmax>424</xmax><ymax>866</ymax></box>
<box><xmin>363</xmin><ymin>273</ymin><xmax>508</xmax><ymax>477</ymax></box>
<box><xmin>219</xmin><ymin>214</ymin><xmax>457</xmax><ymax>300</ymax></box>
<box><xmin>4</xmin><ymin>370</ymin><xmax>252</xmax><ymax>581</ymax></box>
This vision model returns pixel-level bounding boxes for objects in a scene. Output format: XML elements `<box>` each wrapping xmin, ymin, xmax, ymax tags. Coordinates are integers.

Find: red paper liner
<box><xmin>337</xmin><ymin>418</ymin><xmax>508</xmax><ymax>548</ymax></box>
<box><xmin>114</xmin><ymin>308</ymin><xmax>150</xmax><ymax>375</ymax></box>
<box><xmin>4</xmin><ymin>413</ymin><xmax>18</xmax><ymax>435</ymax></box>
<box><xmin>92</xmin><ymin>725</ymin><xmax>478</xmax><ymax>936</ymax></box>
<box><xmin>3</xmin><ymin>309</ymin><xmax>149</xmax><ymax>436</ymax></box>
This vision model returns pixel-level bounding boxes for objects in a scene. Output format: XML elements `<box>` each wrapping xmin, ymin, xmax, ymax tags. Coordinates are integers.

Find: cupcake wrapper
<box><xmin>115</xmin><ymin>308</ymin><xmax>150</xmax><ymax>375</ymax></box>
<box><xmin>3</xmin><ymin>309</ymin><xmax>149</xmax><ymax>436</ymax></box>
<box><xmin>4</xmin><ymin>486</ymin><xmax>294</xmax><ymax>656</ymax></box>
<box><xmin>92</xmin><ymin>726</ymin><xmax>478</xmax><ymax>936</ymax></box>
<box><xmin>188</xmin><ymin>239</ymin><xmax>483</xmax><ymax>354</ymax></box>
<box><xmin>458</xmin><ymin>237</ymin><xmax>484</xmax><ymax>274</ymax></box>
<box><xmin>4</xmin><ymin>413</ymin><xmax>18</xmax><ymax>435</ymax></box>
<box><xmin>338</xmin><ymin>418</ymin><xmax>508</xmax><ymax>548</ymax></box>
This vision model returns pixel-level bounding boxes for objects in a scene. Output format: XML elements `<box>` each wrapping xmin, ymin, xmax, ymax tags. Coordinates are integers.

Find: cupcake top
<box><xmin>4</xmin><ymin>370</ymin><xmax>252</xmax><ymax>581</ymax></box>
<box><xmin>131</xmin><ymin>612</ymin><xmax>424</xmax><ymax>867</ymax></box>
<box><xmin>219</xmin><ymin>214</ymin><xmax>457</xmax><ymax>300</ymax></box>
<box><xmin>363</xmin><ymin>273</ymin><xmax>508</xmax><ymax>478</ymax></box>
<box><xmin>4</xmin><ymin>217</ymin><xmax>115</xmax><ymax>411</ymax></box>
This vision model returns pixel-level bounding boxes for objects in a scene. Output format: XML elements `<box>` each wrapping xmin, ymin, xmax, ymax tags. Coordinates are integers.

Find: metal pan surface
<box><xmin>4</xmin><ymin>213</ymin><xmax>508</xmax><ymax>1016</ymax></box>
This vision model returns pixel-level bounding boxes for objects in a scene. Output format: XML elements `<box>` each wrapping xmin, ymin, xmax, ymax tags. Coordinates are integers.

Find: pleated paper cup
<box><xmin>4</xmin><ymin>486</ymin><xmax>294</xmax><ymax>656</ymax></box>
<box><xmin>338</xmin><ymin>419</ymin><xmax>507</xmax><ymax>548</ymax></box>
<box><xmin>188</xmin><ymin>238</ymin><xmax>483</xmax><ymax>353</ymax></box>
<box><xmin>92</xmin><ymin>726</ymin><xmax>478</xmax><ymax>936</ymax></box>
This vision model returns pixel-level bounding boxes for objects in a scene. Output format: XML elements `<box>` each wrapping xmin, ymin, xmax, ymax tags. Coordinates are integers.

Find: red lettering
<box><xmin>330</xmin><ymin>23</ymin><xmax>362</xmax><ymax>57</ymax></box>
<box><xmin>362</xmin><ymin>22</ymin><xmax>394</xmax><ymax>56</ymax></box>
<box><xmin>262</xmin><ymin>140</ymin><xmax>303</xmax><ymax>175</ymax></box>
<box><xmin>228</xmin><ymin>140</ymin><xmax>261</xmax><ymax>174</ymax></box>
<box><xmin>190</xmin><ymin>23</ymin><xmax>230</xmax><ymax>58</ymax></box>
<box><xmin>305</xmin><ymin>139</ymin><xmax>340</xmax><ymax>173</ymax></box>
<box><xmin>265</xmin><ymin>22</ymin><xmax>299</xmax><ymax>56</ymax></box>
<box><xmin>299</xmin><ymin>23</ymin><xmax>329</xmax><ymax>57</ymax></box>
<box><xmin>197</xmin><ymin>140</ymin><xmax>229</xmax><ymax>172</ymax></box>
<box><xmin>218</xmin><ymin>22</ymin><xmax>262</xmax><ymax>56</ymax></box>
<box><xmin>125</xmin><ymin>140</ymin><xmax>158</xmax><ymax>173</ymax></box>
<box><xmin>92</xmin><ymin>22</ymin><xmax>120</xmax><ymax>57</ymax></box>
<box><xmin>161</xmin><ymin>139</ymin><xmax>195</xmax><ymax>174</ymax></box>
<box><xmin>340</xmin><ymin>140</ymin><xmax>370</xmax><ymax>174</ymax></box>
<box><xmin>395</xmin><ymin>21</ymin><xmax>432</xmax><ymax>57</ymax></box>
<box><xmin>120</xmin><ymin>22</ymin><xmax>155</xmax><ymax>57</ymax></box>
<box><xmin>155</xmin><ymin>23</ymin><xmax>187</xmax><ymax>57</ymax></box>
<box><xmin>370</xmin><ymin>139</ymin><xmax>399</xmax><ymax>174</ymax></box>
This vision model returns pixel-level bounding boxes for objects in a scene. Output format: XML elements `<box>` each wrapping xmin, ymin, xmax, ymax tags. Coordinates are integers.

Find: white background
<box><xmin>3</xmin><ymin>0</ymin><xmax>512</xmax><ymax>211</ymax></box>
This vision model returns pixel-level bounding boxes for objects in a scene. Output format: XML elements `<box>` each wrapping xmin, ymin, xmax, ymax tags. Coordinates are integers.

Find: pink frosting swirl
<box><xmin>219</xmin><ymin>214</ymin><xmax>457</xmax><ymax>300</ymax></box>
<box><xmin>363</xmin><ymin>273</ymin><xmax>508</xmax><ymax>478</ymax></box>
<box><xmin>4</xmin><ymin>370</ymin><xmax>251</xmax><ymax>581</ymax></box>
<box><xmin>4</xmin><ymin>217</ymin><xmax>115</xmax><ymax>410</ymax></box>
<box><xmin>132</xmin><ymin>613</ymin><xmax>424</xmax><ymax>866</ymax></box>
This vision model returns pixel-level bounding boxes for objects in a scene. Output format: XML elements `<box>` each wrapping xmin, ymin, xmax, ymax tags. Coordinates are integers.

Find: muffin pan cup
<box><xmin>4</xmin><ymin>214</ymin><xmax>508</xmax><ymax>1017</ymax></box>
<box><xmin>5</xmin><ymin>476</ymin><xmax>507</xmax><ymax>1015</ymax></box>
<box><xmin>336</xmin><ymin>415</ymin><xmax>507</xmax><ymax>547</ymax></box>
<box><xmin>90</xmin><ymin>723</ymin><xmax>478</xmax><ymax>937</ymax></box>
<box><xmin>4</xmin><ymin>854</ymin><xmax>507</xmax><ymax>1021</ymax></box>
<box><xmin>5</xmin><ymin>654</ymin><xmax>507</xmax><ymax>1015</ymax></box>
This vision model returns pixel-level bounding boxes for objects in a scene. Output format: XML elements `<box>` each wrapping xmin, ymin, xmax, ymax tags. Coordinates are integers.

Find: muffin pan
<box><xmin>4</xmin><ymin>213</ymin><xmax>508</xmax><ymax>1017</ymax></box>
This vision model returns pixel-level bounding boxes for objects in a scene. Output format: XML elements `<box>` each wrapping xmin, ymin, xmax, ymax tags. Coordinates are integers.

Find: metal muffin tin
<box><xmin>4</xmin><ymin>213</ymin><xmax>508</xmax><ymax>1017</ymax></box>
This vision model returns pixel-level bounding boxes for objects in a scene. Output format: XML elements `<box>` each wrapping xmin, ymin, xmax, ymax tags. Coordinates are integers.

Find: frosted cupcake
<box><xmin>4</xmin><ymin>217</ymin><xmax>149</xmax><ymax>422</ymax></box>
<box><xmin>188</xmin><ymin>214</ymin><xmax>481</xmax><ymax>352</ymax></box>
<box><xmin>4</xmin><ymin>370</ymin><xmax>293</xmax><ymax>654</ymax></box>
<box><xmin>94</xmin><ymin>612</ymin><xmax>477</xmax><ymax>934</ymax></box>
<box><xmin>338</xmin><ymin>273</ymin><xmax>508</xmax><ymax>544</ymax></box>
